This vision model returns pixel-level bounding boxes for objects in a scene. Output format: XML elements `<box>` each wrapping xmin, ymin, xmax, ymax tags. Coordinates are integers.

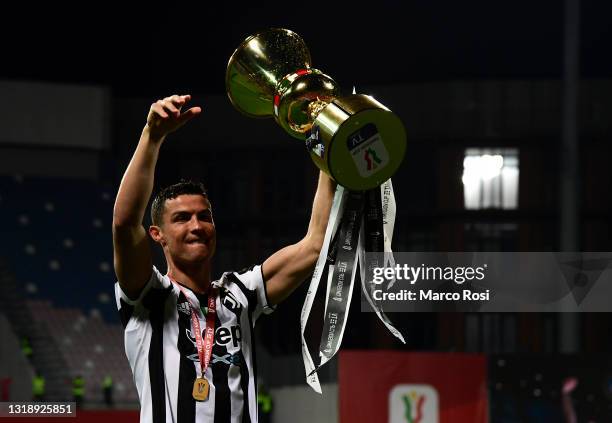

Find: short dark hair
<box><xmin>150</xmin><ymin>180</ymin><xmax>209</xmax><ymax>226</ymax></box>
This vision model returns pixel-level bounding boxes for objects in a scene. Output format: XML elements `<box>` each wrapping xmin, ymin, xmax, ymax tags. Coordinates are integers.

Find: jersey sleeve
<box><xmin>232</xmin><ymin>264</ymin><xmax>276</xmax><ymax>322</ymax></box>
<box><xmin>114</xmin><ymin>266</ymin><xmax>170</xmax><ymax>327</ymax></box>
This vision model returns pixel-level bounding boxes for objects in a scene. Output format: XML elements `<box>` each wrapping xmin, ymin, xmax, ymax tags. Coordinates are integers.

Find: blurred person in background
<box><xmin>32</xmin><ymin>372</ymin><xmax>44</xmax><ymax>401</ymax></box>
<box><xmin>102</xmin><ymin>374</ymin><xmax>113</xmax><ymax>407</ymax></box>
<box><xmin>562</xmin><ymin>377</ymin><xmax>578</xmax><ymax>423</ymax></box>
<box><xmin>21</xmin><ymin>336</ymin><xmax>33</xmax><ymax>363</ymax></box>
<box><xmin>257</xmin><ymin>381</ymin><xmax>273</xmax><ymax>423</ymax></box>
<box><xmin>72</xmin><ymin>374</ymin><xmax>84</xmax><ymax>408</ymax></box>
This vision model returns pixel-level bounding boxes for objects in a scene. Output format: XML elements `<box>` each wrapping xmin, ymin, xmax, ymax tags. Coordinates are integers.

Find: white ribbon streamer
<box><xmin>318</xmin><ymin>237</ymin><xmax>360</xmax><ymax>370</ymax></box>
<box><xmin>300</xmin><ymin>185</ymin><xmax>346</xmax><ymax>393</ymax></box>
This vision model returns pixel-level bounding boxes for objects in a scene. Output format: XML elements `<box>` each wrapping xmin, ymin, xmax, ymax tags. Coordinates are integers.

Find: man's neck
<box><xmin>166</xmin><ymin>260</ymin><xmax>212</xmax><ymax>294</ymax></box>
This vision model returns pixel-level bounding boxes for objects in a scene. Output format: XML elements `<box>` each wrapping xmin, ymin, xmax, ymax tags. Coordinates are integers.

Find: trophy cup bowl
<box><xmin>226</xmin><ymin>28</ymin><xmax>406</xmax><ymax>191</ymax></box>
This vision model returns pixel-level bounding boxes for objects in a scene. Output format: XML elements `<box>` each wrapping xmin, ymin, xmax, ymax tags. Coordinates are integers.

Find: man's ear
<box><xmin>149</xmin><ymin>225</ymin><xmax>165</xmax><ymax>245</ymax></box>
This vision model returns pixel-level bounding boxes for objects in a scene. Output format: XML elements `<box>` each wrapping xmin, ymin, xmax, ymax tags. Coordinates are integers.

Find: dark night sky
<box><xmin>2</xmin><ymin>1</ymin><xmax>611</xmax><ymax>96</ymax></box>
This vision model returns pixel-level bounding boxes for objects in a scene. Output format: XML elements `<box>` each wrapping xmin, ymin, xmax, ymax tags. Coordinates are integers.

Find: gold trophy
<box><xmin>226</xmin><ymin>28</ymin><xmax>406</xmax><ymax>191</ymax></box>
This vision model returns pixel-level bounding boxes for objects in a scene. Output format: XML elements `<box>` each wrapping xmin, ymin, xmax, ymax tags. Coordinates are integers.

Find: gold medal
<box><xmin>192</xmin><ymin>377</ymin><xmax>209</xmax><ymax>401</ymax></box>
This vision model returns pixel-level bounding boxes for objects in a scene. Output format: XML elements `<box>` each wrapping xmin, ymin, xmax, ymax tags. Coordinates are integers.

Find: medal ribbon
<box><xmin>170</xmin><ymin>279</ymin><xmax>217</xmax><ymax>379</ymax></box>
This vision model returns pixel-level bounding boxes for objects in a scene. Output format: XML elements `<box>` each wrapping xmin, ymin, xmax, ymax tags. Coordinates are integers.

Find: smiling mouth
<box><xmin>186</xmin><ymin>239</ymin><xmax>208</xmax><ymax>245</ymax></box>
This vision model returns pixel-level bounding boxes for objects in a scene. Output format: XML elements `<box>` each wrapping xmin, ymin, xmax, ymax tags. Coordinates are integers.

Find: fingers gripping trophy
<box><xmin>226</xmin><ymin>28</ymin><xmax>407</xmax><ymax>392</ymax></box>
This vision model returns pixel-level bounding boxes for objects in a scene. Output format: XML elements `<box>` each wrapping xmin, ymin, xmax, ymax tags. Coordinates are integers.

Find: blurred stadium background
<box><xmin>1</xmin><ymin>1</ymin><xmax>612</xmax><ymax>422</ymax></box>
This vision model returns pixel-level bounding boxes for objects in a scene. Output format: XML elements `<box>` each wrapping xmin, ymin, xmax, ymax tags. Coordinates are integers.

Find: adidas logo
<box><xmin>177</xmin><ymin>302</ymin><xmax>191</xmax><ymax>315</ymax></box>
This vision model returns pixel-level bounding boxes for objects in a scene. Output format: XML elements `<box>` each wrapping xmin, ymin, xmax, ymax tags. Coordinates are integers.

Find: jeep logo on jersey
<box><xmin>185</xmin><ymin>325</ymin><xmax>242</xmax><ymax>359</ymax></box>
<box><xmin>215</xmin><ymin>325</ymin><xmax>241</xmax><ymax>347</ymax></box>
<box><xmin>388</xmin><ymin>384</ymin><xmax>439</xmax><ymax>423</ymax></box>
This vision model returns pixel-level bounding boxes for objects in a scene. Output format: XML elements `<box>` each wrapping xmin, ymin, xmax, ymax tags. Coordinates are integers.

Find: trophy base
<box><xmin>310</xmin><ymin>95</ymin><xmax>407</xmax><ymax>191</ymax></box>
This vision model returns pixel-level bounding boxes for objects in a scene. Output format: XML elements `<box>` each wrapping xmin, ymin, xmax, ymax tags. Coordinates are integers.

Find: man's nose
<box><xmin>189</xmin><ymin>216</ymin><xmax>204</xmax><ymax>230</ymax></box>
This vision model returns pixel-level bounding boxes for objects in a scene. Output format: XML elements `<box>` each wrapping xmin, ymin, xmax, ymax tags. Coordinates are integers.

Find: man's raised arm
<box><xmin>112</xmin><ymin>94</ymin><xmax>200</xmax><ymax>299</ymax></box>
<box><xmin>263</xmin><ymin>171</ymin><xmax>336</xmax><ymax>305</ymax></box>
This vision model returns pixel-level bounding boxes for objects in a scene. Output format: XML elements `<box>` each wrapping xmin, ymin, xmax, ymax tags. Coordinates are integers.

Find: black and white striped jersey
<box><xmin>115</xmin><ymin>265</ymin><xmax>274</xmax><ymax>423</ymax></box>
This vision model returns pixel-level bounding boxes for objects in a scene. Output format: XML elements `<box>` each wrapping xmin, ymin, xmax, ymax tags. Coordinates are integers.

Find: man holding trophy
<box><xmin>113</xmin><ymin>93</ymin><xmax>334</xmax><ymax>422</ymax></box>
<box><xmin>113</xmin><ymin>28</ymin><xmax>405</xmax><ymax>422</ymax></box>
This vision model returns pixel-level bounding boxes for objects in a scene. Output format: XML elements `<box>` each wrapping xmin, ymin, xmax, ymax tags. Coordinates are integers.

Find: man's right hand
<box><xmin>146</xmin><ymin>94</ymin><xmax>201</xmax><ymax>141</ymax></box>
<box><xmin>113</xmin><ymin>93</ymin><xmax>200</xmax><ymax>299</ymax></box>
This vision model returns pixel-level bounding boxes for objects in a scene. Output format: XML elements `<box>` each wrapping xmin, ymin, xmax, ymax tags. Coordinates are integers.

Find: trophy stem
<box><xmin>307</xmin><ymin>99</ymin><xmax>329</xmax><ymax>122</ymax></box>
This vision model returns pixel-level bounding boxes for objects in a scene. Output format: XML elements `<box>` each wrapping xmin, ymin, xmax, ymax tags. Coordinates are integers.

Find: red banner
<box><xmin>339</xmin><ymin>351</ymin><xmax>488</xmax><ymax>423</ymax></box>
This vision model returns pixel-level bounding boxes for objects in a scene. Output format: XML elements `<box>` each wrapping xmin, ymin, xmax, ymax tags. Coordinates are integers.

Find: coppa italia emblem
<box><xmin>389</xmin><ymin>385</ymin><xmax>439</xmax><ymax>423</ymax></box>
<box><xmin>401</xmin><ymin>391</ymin><xmax>425</xmax><ymax>423</ymax></box>
<box><xmin>347</xmin><ymin>123</ymin><xmax>389</xmax><ymax>178</ymax></box>
<box><xmin>364</xmin><ymin>147</ymin><xmax>382</xmax><ymax>171</ymax></box>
